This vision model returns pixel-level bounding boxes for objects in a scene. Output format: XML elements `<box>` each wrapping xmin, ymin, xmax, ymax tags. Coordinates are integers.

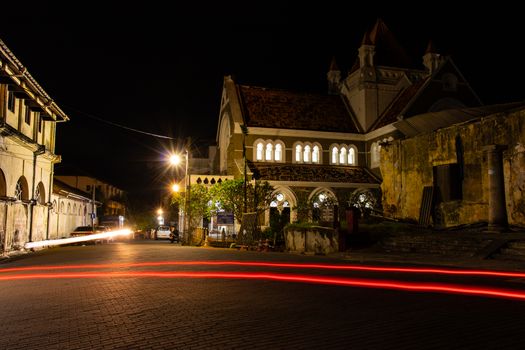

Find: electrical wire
<box><xmin>62</xmin><ymin>105</ymin><xmax>176</xmax><ymax>140</ymax></box>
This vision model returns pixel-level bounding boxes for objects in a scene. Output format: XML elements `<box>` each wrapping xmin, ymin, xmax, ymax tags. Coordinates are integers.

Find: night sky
<box><xmin>1</xmin><ymin>2</ymin><xmax>524</xmax><ymax>205</ymax></box>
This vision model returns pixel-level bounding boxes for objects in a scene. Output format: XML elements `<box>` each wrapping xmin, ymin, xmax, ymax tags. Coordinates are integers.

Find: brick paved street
<box><xmin>1</xmin><ymin>241</ymin><xmax>525</xmax><ymax>349</ymax></box>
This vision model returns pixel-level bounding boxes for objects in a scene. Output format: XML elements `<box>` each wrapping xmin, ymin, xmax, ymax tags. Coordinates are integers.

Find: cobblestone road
<box><xmin>1</xmin><ymin>241</ymin><xmax>525</xmax><ymax>349</ymax></box>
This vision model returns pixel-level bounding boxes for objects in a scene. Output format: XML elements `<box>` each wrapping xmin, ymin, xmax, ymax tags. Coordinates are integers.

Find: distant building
<box><xmin>0</xmin><ymin>38</ymin><xmax>69</xmax><ymax>253</ymax></box>
<box><xmin>216</xmin><ymin>19</ymin><xmax>481</xmax><ymax>227</ymax></box>
<box><xmin>55</xmin><ymin>175</ymin><xmax>126</xmax><ymax>218</ymax></box>
<box><xmin>49</xmin><ymin>179</ymin><xmax>98</xmax><ymax>238</ymax></box>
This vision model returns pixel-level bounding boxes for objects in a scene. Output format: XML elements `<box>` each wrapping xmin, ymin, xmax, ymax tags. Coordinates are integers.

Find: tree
<box><xmin>171</xmin><ymin>183</ymin><xmax>211</xmax><ymax>232</ymax></box>
<box><xmin>209</xmin><ymin>179</ymin><xmax>275</xmax><ymax>225</ymax></box>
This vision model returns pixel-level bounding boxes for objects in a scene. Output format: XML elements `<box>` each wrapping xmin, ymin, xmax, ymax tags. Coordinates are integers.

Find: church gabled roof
<box><xmin>248</xmin><ymin>162</ymin><xmax>380</xmax><ymax>184</ymax></box>
<box><xmin>237</xmin><ymin>85</ymin><xmax>360</xmax><ymax>133</ymax></box>
<box><xmin>350</xmin><ymin>19</ymin><xmax>417</xmax><ymax>73</ymax></box>
<box><xmin>369</xmin><ymin>77</ymin><xmax>430</xmax><ymax>131</ymax></box>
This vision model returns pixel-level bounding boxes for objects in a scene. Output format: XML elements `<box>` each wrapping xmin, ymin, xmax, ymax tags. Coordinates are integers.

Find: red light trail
<box><xmin>1</xmin><ymin>271</ymin><xmax>525</xmax><ymax>301</ymax></box>
<box><xmin>1</xmin><ymin>261</ymin><xmax>524</xmax><ymax>279</ymax></box>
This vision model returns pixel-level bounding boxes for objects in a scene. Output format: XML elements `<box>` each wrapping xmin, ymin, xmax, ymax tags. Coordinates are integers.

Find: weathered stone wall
<box><xmin>381</xmin><ymin>109</ymin><xmax>525</xmax><ymax>227</ymax></box>
<box><xmin>284</xmin><ymin>226</ymin><xmax>338</xmax><ymax>254</ymax></box>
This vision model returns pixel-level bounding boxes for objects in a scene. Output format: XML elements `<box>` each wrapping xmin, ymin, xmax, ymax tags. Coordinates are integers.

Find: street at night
<box><xmin>1</xmin><ymin>242</ymin><xmax>525</xmax><ymax>349</ymax></box>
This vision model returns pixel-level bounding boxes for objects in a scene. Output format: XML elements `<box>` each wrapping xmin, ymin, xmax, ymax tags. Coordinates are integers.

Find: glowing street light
<box><xmin>169</xmin><ymin>154</ymin><xmax>182</xmax><ymax>166</ymax></box>
<box><xmin>168</xmin><ymin>150</ymin><xmax>190</xmax><ymax>243</ymax></box>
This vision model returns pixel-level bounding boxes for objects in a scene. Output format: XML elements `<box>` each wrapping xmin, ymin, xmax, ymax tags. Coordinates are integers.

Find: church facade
<box><xmin>215</xmin><ymin>19</ymin><xmax>482</xmax><ymax>227</ymax></box>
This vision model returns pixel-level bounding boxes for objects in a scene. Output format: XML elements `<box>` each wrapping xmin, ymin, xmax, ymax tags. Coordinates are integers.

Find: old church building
<box><xmin>216</xmin><ymin>19</ymin><xmax>483</xmax><ymax>227</ymax></box>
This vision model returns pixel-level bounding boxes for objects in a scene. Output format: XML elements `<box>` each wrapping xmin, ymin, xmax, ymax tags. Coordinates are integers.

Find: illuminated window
<box><xmin>348</xmin><ymin>147</ymin><xmax>356</xmax><ymax>165</ymax></box>
<box><xmin>304</xmin><ymin>145</ymin><xmax>311</xmax><ymax>163</ymax></box>
<box><xmin>312</xmin><ymin>145</ymin><xmax>320</xmax><ymax>163</ymax></box>
<box><xmin>295</xmin><ymin>145</ymin><xmax>302</xmax><ymax>162</ymax></box>
<box><xmin>339</xmin><ymin>147</ymin><xmax>347</xmax><ymax>164</ymax></box>
<box><xmin>274</xmin><ymin>144</ymin><xmax>282</xmax><ymax>161</ymax></box>
<box><xmin>265</xmin><ymin>143</ymin><xmax>273</xmax><ymax>161</ymax></box>
<box><xmin>256</xmin><ymin>143</ymin><xmax>264</xmax><ymax>161</ymax></box>
<box><xmin>331</xmin><ymin>147</ymin><xmax>338</xmax><ymax>164</ymax></box>
<box><xmin>371</xmin><ymin>142</ymin><xmax>381</xmax><ymax>168</ymax></box>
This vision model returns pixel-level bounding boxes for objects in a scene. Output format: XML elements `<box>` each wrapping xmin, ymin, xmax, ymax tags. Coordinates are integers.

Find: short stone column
<box><xmin>484</xmin><ymin>145</ymin><xmax>508</xmax><ymax>232</ymax></box>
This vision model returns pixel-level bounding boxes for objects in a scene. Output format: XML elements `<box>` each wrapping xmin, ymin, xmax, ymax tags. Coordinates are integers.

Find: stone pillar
<box><xmin>484</xmin><ymin>145</ymin><xmax>508</xmax><ymax>232</ymax></box>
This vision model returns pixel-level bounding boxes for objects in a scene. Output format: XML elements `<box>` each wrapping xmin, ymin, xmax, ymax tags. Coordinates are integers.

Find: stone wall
<box><xmin>284</xmin><ymin>226</ymin><xmax>338</xmax><ymax>254</ymax></box>
<box><xmin>381</xmin><ymin>108</ymin><xmax>525</xmax><ymax>227</ymax></box>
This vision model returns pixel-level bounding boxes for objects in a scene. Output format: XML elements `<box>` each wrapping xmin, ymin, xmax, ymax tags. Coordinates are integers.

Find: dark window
<box><xmin>433</xmin><ymin>164</ymin><xmax>462</xmax><ymax>202</ymax></box>
<box><xmin>24</xmin><ymin>101</ymin><xmax>31</xmax><ymax>124</ymax></box>
<box><xmin>37</xmin><ymin>112</ymin><xmax>42</xmax><ymax>133</ymax></box>
<box><xmin>86</xmin><ymin>185</ymin><xmax>91</xmax><ymax>192</ymax></box>
<box><xmin>7</xmin><ymin>91</ymin><xmax>15</xmax><ymax>112</ymax></box>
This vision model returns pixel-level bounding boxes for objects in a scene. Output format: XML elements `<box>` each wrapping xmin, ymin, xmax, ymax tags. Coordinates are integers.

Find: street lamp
<box><xmin>168</xmin><ymin>149</ymin><xmax>189</xmax><ymax>243</ymax></box>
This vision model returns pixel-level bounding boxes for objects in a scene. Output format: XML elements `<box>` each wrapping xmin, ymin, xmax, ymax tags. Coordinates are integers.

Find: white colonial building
<box><xmin>0</xmin><ymin>38</ymin><xmax>69</xmax><ymax>253</ymax></box>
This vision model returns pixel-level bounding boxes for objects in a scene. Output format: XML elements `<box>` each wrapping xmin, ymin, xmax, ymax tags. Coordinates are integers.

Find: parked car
<box><xmin>155</xmin><ymin>225</ymin><xmax>172</xmax><ymax>240</ymax></box>
<box><xmin>70</xmin><ymin>225</ymin><xmax>110</xmax><ymax>244</ymax></box>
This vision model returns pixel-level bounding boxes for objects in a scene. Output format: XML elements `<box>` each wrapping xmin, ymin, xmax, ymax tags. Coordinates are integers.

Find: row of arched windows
<box><xmin>0</xmin><ymin>169</ymin><xmax>46</xmax><ymax>203</ymax></box>
<box><xmin>253</xmin><ymin>140</ymin><xmax>360</xmax><ymax>166</ymax></box>
<box><xmin>51</xmin><ymin>200</ymin><xmax>88</xmax><ymax>215</ymax></box>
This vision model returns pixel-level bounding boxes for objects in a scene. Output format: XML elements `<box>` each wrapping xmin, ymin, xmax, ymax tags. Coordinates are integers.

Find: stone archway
<box><xmin>309</xmin><ymin>188</ymin><xmax>338</xmax><ymax>224</ymax></box>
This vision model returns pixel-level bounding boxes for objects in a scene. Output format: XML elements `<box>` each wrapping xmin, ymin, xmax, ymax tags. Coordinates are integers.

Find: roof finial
<box><xmin>425</xmin><ymin>40</ymin><xmax>438</xmax><ymax>54</ymax></box>
<box><xmin>361</xmin><ymin>31</ymin><xmax>373</xmax><ymax>45</ymax></box>
<box><xmin>329</xmin><ymin>56</ymin><xmax>339</xmax><ymax>71</ymax></box>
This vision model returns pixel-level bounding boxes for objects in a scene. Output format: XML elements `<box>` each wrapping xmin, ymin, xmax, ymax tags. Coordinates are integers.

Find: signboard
<box><xmin>217</xmin><ymin>212</ymin><xmax>234</xmax><ymax>225</ymax></box>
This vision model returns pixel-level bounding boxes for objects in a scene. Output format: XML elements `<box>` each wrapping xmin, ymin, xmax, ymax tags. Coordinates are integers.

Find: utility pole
<box><xmin>241</xmin><ymin>124</ymin><xmax>248</xmax><ymax>213</ymax></box>
<box><xmin>91</xmin><ymin>180</ymin><xmax>96</xmax><ymax>231</ymax></box>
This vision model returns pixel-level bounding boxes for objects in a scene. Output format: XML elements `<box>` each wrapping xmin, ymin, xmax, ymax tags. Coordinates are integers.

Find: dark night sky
<box><xmin>1</xmin><ymin>1</ymin><xmax>524</xmax><ymax>205</ymax></box>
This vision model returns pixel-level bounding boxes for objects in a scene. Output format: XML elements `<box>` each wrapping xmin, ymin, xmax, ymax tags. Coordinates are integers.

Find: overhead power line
<box><xmin>63</xmin><ymin>105</ymin><xmax>176</xmax><ymax>140</ymax></box>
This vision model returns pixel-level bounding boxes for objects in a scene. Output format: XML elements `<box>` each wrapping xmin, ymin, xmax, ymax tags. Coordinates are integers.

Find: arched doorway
<box><xmin>309</xmin><ymin>188</ymin><xmax>338</xmax><ymax>225</ymax></box>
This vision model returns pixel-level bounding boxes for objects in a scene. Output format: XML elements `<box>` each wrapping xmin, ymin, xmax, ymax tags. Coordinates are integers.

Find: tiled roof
<box><xmin>370</xmin><ymin>77</ymin><xmax>429</xmax><ymax>131</ymax></box>
<box><xmin>238</xmin><ymin>85</ymin><xmax>359</xmax><ymax>133</ymax></box>
<box><xmin>248</xmin><ymin>162</ymin><xmax>380</xmax><ymax>184</ymax></box>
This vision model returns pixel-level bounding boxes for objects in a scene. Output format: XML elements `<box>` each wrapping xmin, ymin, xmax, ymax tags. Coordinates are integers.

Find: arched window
<box><xmin>295</xmin><ymin>145</ymin><xmax>302</xmax><ymax>162</ymax></box>
<box><xmin>312</xmin><ymin>146</ymin><xmax>320</xmax><ymax>164</ymax></box>
<box><xmin>256</xmin><ymin>142</ymin><xmax>264</xmax><ymax>161</ymax></box>
<box><xmin>0</xmin><ymin>169</ymin><xmax>6</xmax><ymax>197</ymax></box>
<box><xmin>35</xmin><ymin>182</ymin><xmax>46</xmax><ymax>204</ymax></box>
<box><xmin>60</xmin><ymin>202</ymin><xmax>65</xmax><ymax>214</ymax></box>
<box><xmin>67</xmin><ymin>203</ymin><xmax>71</xmax><ymax>215</ymax></box>
<box><xmin>15</xmin><ymin>176</ymin><xmax>29</xmax><ymax>201</ymax></box>
<box><xmin>371</xmin><ymin>142</ymin><xmax>381</xmax><ymax>168</ymax></box>
<box><xmin>303</xmin><ymin>145</ymin><xmax>311</xmax><ymax>163</ymax></box>
<box><xmin>348</xmin><ymin>147</ymin><xmax>356</xmax><ymax>165</ymax></box>
<box><xmin>339</xmin><ymin>147</ymin><xmax>347</xmax><ymax>164</ymax></box>
<box><xmin>265</xmin><ymin>143</ymin><xmax>273</xmax><ymax>161</ymax></box>
<box><xmin>274</xmin><ymin>144</ymin><xmax>282</xmax><ymax>161</ymax></box>
<box><xmin>331</xmin><ymin>147</ymin><xmax>338</xmax><ymax>164</ymax></box>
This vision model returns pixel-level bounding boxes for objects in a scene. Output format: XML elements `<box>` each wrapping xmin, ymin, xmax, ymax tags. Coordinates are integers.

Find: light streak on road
<box><xmin>1</xmin><ymin>271</ymin><xmax>525</xmax><ymax>301</ymax></box>
<box><xmin>2</xmin><ymin>260</ymin><xmax>525</xmax><ymax>279</ymax></box>
<box><xmin>23</xmin><ymin>229</ymin><xmax>132</xmax><ymax>249</ymax></box>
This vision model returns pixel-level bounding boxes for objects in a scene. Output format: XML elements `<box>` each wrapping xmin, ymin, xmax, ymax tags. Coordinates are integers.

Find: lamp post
<box><xmin>169</xmin><ymin>149</ymin><xmax>190</xmax><ymax>244</ymax></box>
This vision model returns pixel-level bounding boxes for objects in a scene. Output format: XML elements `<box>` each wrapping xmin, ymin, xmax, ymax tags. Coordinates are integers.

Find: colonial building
<box><xmin>55</xmin><ymin>174</ymin><xmax>126</xmax><ymax>218</ymax></box>
<box><xmin>0</xmin><ymin>38</ymin><xmax>69</xmax><ymax>253</ymax></box>
<box><xmin>48</xmin><ymin>178</ymin><xmax>98</xmax><ymax>238</ymax></box>
<box><xmin>381</xmin><ymin>102</ymin><xmax>525</xmax><ymax>229</ymax></box>
<box><xmin>216</xmin><ymin>19</ymin><xmax>482</xmax><ymax>226</ymax></box>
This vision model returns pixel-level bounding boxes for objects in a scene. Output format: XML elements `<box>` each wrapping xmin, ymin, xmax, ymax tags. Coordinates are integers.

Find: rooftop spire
<box><xmin>329</xmin><ymin>56</ymin><xmax>339</xmax><ymax>71</ymax></box>
<box><xmin>425</xmin><ymin>40</ymin><xmax>438</xmax><ymax>54</ymax></box>
<box><xmin>361</xmin><ymin>31</ymin><xmax>373</xmax><ymax>45</ymax></box>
